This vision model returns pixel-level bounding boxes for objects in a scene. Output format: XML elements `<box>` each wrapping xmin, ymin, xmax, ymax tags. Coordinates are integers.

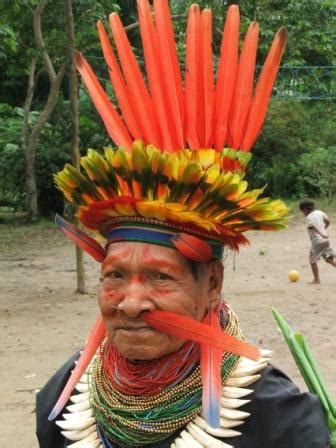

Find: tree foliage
<box><xmin>247</xmin><ymin>100</ymin><xmax>336</xmax><ymax>201</ymax></box>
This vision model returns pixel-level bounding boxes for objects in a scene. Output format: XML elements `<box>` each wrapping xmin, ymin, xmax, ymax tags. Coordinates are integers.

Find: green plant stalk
<box><xmin>272</xmin><ymin>309</ymin><xmax>328</xmax><ymax>408</ymax></box>
<box><xmin>295</xmin><ymin>333</ymin><xmax>336</xmax><ymax>419</ymax></box>
<box><xmin>272</xmin><ymin>308</ymin><xmax>336</xmax><ymax>436</ymax></box>
<box><xmin>330</xmin><ymin>430</ymin><xmax>336</xmax><ymax>448</ymax></box>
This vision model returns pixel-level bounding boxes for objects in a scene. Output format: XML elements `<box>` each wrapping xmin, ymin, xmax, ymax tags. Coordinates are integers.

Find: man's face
<box><xmin>98</xmin><ymin>242</ymin><xmax>222</xmax><ymax>360</ymax></box>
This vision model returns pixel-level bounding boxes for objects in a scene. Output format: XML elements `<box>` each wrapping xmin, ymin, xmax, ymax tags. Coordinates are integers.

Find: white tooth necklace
<box><xmin>56</xmin><ymin>349</ymin><xmax>271</xmax><ymax>447</ymax></box>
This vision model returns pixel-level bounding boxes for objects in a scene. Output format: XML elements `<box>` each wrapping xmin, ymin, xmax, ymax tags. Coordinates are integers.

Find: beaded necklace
<box><xmin>102</xmin><ymin>340</ymin><xmax>200</xmax><ymax>396</ymax></box>
<box><xmin>89</xmin><ymin>305</ymin><xmax>242</xmax><ymax>447</ymax></box>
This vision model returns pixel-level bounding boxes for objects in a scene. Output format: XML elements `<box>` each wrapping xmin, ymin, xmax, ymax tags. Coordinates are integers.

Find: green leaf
<box><xmin>295</xmin><ymin>333</ymin><xmax>336</xmax><ymax>419</ymax></box>
<box><xmin>272</xmin><ymin>308</ymin><xmax>336</xmax><ymax>433</ymax></box>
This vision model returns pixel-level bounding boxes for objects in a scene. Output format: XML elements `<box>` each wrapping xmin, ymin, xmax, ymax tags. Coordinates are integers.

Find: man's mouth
<box><xmin>118</xmin><ymin>325</ymin><xmax>154</xmax><ymax>332</ymax></box>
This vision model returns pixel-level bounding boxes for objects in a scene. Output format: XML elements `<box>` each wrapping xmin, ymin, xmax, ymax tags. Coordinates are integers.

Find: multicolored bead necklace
<box><xmin>89</xmin><ymin>305</ymin><xmax>242</xmax><ymax>447</ymax></box>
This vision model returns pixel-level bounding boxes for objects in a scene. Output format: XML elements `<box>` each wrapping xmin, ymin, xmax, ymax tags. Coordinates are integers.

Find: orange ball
<box><xmin>288</xmin><ymin>270</ymin><xmax>300</xmax><ymax>282</ymax></box>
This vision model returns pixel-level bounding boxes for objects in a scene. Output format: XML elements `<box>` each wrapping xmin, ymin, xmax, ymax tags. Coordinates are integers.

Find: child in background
<box><xmin>299</xmin><ymin>199</ymin><xmax>336</xmax><ymax>283</ymax></box>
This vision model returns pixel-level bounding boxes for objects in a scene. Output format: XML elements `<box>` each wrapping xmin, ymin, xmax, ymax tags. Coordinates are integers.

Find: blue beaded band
<box><xmin>106</xmin><ymin>226</ymin><xmax>224</xmax><ymax>260</ymax></box>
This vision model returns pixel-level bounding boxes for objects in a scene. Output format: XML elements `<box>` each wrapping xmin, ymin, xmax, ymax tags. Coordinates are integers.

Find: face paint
<box><xmin>98</xmin><ymin>242</ymin><xmax>222</xmax><ymax>360</ymax></box>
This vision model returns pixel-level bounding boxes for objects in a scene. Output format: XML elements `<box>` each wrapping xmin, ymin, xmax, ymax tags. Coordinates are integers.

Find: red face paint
<box><xmin>98</xmin><ymin>242</ymin><xmax>222</xmax><ymax>361</ymax></box>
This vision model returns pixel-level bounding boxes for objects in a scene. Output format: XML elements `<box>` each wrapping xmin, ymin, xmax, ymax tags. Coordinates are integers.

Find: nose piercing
<box><xmin>109</xmin><ymin>305</ymin><xmax>120</xmax><ymax>310</ymax></box>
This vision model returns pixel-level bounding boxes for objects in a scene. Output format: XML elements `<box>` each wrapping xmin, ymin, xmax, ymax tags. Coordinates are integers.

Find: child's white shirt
<box><xmin>305</xmin><ymin>209</ymin><xmax>329</xmax><ymax>245</ymax></box>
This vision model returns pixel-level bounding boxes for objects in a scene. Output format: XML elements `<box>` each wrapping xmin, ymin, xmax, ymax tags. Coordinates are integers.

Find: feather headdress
<box><xmin>51</xmin><ymin>0</ymin><xmax>287</xmax><ymax>426</ymax></box>
<box><xmin>55</xmin><ymin>0</ymin><xmax>287</xmax><ymax>255</ymax></box>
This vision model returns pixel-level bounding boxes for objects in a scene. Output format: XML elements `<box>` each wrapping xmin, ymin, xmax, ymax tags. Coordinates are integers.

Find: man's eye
<box><xmin>153</xmin><ymin>272</ymin><xmax>173</xmax><ymax>281</ymax></box>
<box><xmin>106</xmin><ymin>271</ymin><xmax>124</xmax><ymax>279</ymax></box>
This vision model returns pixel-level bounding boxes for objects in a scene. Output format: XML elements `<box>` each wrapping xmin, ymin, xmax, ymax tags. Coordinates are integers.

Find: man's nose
<box><xmin>118</xmin><ymin>278</ymin><xmax>155</xmax><ymax>318</ymax></box>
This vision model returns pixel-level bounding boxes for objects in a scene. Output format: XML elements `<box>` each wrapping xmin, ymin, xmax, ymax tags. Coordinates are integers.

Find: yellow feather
<box><xmin>195</xmin><ymin>148</ymin><xmax>217</xmax><ymax>169</ymax></box>
<box><xmin>114</xmin><ymin>202</ymin><xmax>137</xmax><ymax>215</ymax></box>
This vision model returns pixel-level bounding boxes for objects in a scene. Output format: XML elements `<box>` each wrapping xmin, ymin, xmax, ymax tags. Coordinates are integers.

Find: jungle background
<box><xmin>0</xmin><ymin>0</ymin><xmax>336</xmax><ymax>446</ymax></box>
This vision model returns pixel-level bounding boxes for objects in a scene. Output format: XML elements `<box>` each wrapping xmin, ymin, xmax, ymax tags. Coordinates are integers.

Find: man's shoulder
<box><xmin>36</xmin><ymin>352</ymin><xmax>80</xmax><ymax>448</ymax></box>
<box><xmin>221</xmin><ymin>363</ymin><xmax>330</xmax><ymax>448</ymax></box>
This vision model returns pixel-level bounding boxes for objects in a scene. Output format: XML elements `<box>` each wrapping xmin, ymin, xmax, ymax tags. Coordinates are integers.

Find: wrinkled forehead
<box><xmin>103</xmin><ymin>241</ymin><xmax>190</xmax><ymax>270</ymax></box>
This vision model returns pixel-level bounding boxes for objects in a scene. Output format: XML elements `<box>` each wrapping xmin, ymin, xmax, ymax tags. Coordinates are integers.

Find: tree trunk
<box><xmin>65</xmin><ymin>0</ymin><xmax>85</xmax><ymax>293</ymax></box>
<box><xmin>22</xmin><ymin>0</ymin><xmax>66</xmax><ymax>221</ymax></box>
<box><xmin>22</xmin><ymin>58</ymin><xmax>38</xmax><ymax>221</ymax></box>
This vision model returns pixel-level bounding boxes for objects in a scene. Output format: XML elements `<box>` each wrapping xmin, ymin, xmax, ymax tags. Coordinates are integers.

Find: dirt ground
<box><xmin>1</xmin><ymin>208</ymin><xmax>335</xmax><ymax>447</ymax></box>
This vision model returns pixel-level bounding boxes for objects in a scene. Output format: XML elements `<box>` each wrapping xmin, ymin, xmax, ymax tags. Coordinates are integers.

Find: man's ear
<box><xmin>207</xmin><ymin>260</ymin><xmax>224</xmax><ymax>309</ymax></box>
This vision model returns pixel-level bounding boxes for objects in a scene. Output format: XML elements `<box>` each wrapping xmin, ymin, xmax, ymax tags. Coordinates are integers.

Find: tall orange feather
<box><xmin>154</xmin><ymin>0</ymin><xmax>185</xmax><ymax>150</ymax></box>
<box><xmin>228</xmin><ymin>22</ymin><xmax>259</xmax><ymax>149</ymax></box>
<box><xmin>214</xmin><ymin>5</ymin><xmax>240</xmax><ymax>151</ymax></box>
<box><xmin>201</xmin><ymin>9</ymin><xmax>214</xmax><ymax>148</ymax></box>
<box><xmin>241</xmin><ymin>28</ymin><xmax>286</xmax><ymax>151</ymax></box>
<box><xmin>109</xmin><ymin>12</ymin><xmax>162</xmax><ymax>149</ymax></box>
<box><xmin>97</xmin><ymin>21</ymin><xmax>142</xmax><ymax>142</ymax></box>
<box><xmin>74</xmin><ymin>52</ymin><xmax>132</xmax><ymax>149</ymax></box>
<box><xmin>137</xmin><ymin>0</ymin><xmax>174</xmax><ymax>152</ymax></box>
<box><xmin>185</xmin><ymin>4</ymin><xmax>201</xmax><ymax>150</ymax></box>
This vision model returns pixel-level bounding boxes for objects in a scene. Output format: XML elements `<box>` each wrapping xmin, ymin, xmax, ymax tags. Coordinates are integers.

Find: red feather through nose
<box><xmin>48</xmin><ymin>309</ymin><xmax>259</xmax><ymax>421</ymax></box>
<box><xmin>143</xmin><ymin>310</ymin><xmax>260</xmax><ymax>360</ymax></box>
<box><xmin>171</xmin><ymin>232</ymin><xmax>213</xmax><ymax>262</ymax></box>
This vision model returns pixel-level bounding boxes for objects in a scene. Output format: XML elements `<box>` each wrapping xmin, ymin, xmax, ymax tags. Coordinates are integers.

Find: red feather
<box><xmin>185</xmin><ymin>4</ymin><xmax>201</xmax><ymax>150</ymax></box>
<box><xmin>214</xmin><ymin>5</ymin><xmax>240</xmax><ymax>151</ymax></box>
<box><xmin>48</xmin><ymin>315</ymin><xmax>106</xmax><ymax>420</ymax></box>
<box><xmin>228</xmin><ymin>22</ymin><xmax>259</xmax><ymax>149</ymax></box>
<box><xmin>200</xmin><ymin>309</ymin><xmax>223</xmax><ymax>427</ymax></box>
<box><xmin>142</xmin><ymin>310</ymin><xmax>260</xmax><ymax>360</ymax></box>
<box><xmin>97</xmin><ymin>21</ymin><xmax>142</xmax><ymax>142</ymax></box>
<box><xmin>154</xmin><ymin>0</ymin><xmax>185</xmax><ymax>150</ymax></box>
<box><xmin>137</xmin><ymin>0</ymin><xmax>173</xmax><ymax>152</ymax></box>
<box><xmin>109</xmin><ymin>12</ymin><xmax>162</xmax><ymax>148</ymax></box>
<box><xmin>241</xmin><ymin>27</ymin><xmax>286</xmax><ymax>151</ymax></box>
<box><xmin>74</xmin><ymin>52</ymin><xmax>132</xmax><ymax>149</ymax></box>
<box><xmin>200</xmin><ymin>9</ymin><xmax>214</xmax><ymax>148</ymax></box>
<box><xmin>171</xmin><ymin>232</ymin><xmax>212</xmax><ymax>262</ymax></box>
<box><xmin>55</xmin><ymin>214</ymin><xmax>106</xmax><ymax>262</ymax></box>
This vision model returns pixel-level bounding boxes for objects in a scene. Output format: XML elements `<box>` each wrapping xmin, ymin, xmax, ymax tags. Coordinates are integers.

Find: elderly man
<box><xmin>36</xmin><ymin>1</ymin><xmax>330</xmax><ymax>447</ymax></box>
<box><xmin>37</xmin><ymin>241</ymin><xmax>330</xmax><ymax>447</ymax></box>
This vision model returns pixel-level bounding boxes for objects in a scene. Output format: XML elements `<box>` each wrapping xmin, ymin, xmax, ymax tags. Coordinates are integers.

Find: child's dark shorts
<box><xmin>309</xmin><ymin>240</ymin><xmax>335</xmax><ymax>263</ymax></box>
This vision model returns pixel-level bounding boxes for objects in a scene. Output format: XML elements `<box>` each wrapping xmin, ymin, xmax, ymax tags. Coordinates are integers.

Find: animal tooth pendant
<box><xmin>220</xmin><ymin>397</ymin><xmax>251</xmax><ymax>409</ymax></box>
<box><xmin>231</xmin><ymin>362</ymin><xmax>267</xmax><ymax>377</ymax></box>
<box><xmin>70</xmin><ymin>391</ymin><xmax>90</xmax><ymax>404</ymax></box>
<box><xmin>180</xmin><ymin>429</ymin><xmax>203</xmax><ymax>448</ymax></box>
<box><xmin>194</xmin><ymin>416</ymin><xmax>242</xmax><ymax>437</ymax></box>
<box><xmin>225</xmin><ymin>373</ymin><xmax>261</xmax><ymax>387</ymax></box>
<box><xmin>187</xmin><ymin>421</ymin><xmax>233</xmax><ymax>447</ymax></box>
<box><xmin>63</xmin><ymin>408</ymin><xmax>93</xmax><ymax>421</ymax></box>
<box><xmin>61</xmin><ymin>425</ymin><xmax>96</xmax><ymax>442</ymax></box>
<box><xmin>221</xmin><ymin>386</ymin><xmax>253</xmax><ymax>398</ymax></box>
<box><xmin>56</xmin><ymin>417</ymin><xmax>96</xmax><ymax>431</ymax></box>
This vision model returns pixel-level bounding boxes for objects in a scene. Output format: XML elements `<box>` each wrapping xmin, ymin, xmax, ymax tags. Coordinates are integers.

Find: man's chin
<box><xmin>109</xmin><ymin>335</ymin><xmax>184</xmax><ymax>361</ymax></box>
<box><xmin>116</xmin><ymin>345</ymin><xmax>168</xmax><ymax>361</ymax></box>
